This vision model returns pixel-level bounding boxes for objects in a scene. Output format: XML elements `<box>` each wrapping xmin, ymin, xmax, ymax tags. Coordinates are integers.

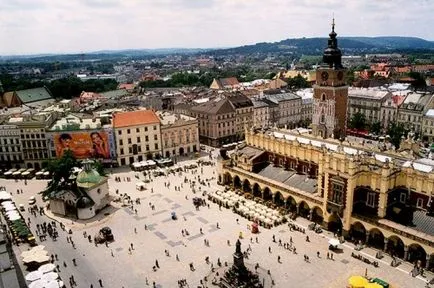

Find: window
<box><xmin>145</xmin><ymin>136</ymin><xmax>149</xmax><ymax>142</ymax></box>
<box><xmin>399</xmin><ymin>192</ymin><xmax>406</xmax><ymax>204</ymax></box>
<box><xmin>136</xmin><ymin>128</ymin><xmax>140</xmax><ymax>133</ymax></box>
<box><xmin>331</xmin><ymin>182</ymin><xmax>344</xmax><ymax>204</ymax></box>
<box><xmin>153</xmin><ymin>125</ymin><xmax>157</xmax><ymax>130</ymax></box>
<box><xmin>145</xmin><ymin>127</ymin><xmax>148</xmax><ymax>132</ymax></box>
<box><xmin>416</xmin><ymin>198</ymin><xmax>424</xmax><ymax>209</ymax></box>
<box><xmin>321</xmin><ymin>94</ymin><xmax>326</xmax><ymax>101</ymax></box>
<box><xmin>155</xmin><ymin>143</ymin><xmax>158</xmax><ymax>150</ymax></box>
<box><xmin>127</xmin><ymin>129</ymin><xmax>131</xmax><ymax>134</ymax></box>
<box><xmin>137</xmin><ymin>137</ymin><xmax>141</xmax><ymax>143</ymax></box>
<box><xmin>120</xmin><ymin>148</ymin><xmax>124</xmax><ymax>154</ymax></box>
<box><xmin>128</xmin><ymin>138</ymin><xmax>132</xmax><ymax>144</ymax></box>
<box><xmin>118</xmin><ymin>130</ymin><xmax>122</xmax><ymax>135</ymax></box>
<box><xmin>119</xmin><ymin>139</ymin><xmax>123</xmax><ymax>146</ymax></box>
<box><xmin>154</xmin><ymin>135</ymin><xmax>157</xmax><ymax>141</ymax></box>
<box><xmin>146</xmin><ymin>144</ymin><xmax>149</xmax><ymax>151</ymax></box>
<box><xmin>128</xmin><ymin>147</ymin><xmax>132</xmax><ymax>154</ymax></box>
<box><xmin>366</xmin><ymin>192</ymin><xmax>376</xmax><ymax>208</ymax></box>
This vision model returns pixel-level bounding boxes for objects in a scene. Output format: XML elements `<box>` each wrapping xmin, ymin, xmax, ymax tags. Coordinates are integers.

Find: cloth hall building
<box><xmin>218</xmin><ymin>22</ymin><xmax>434</xmax><ymax>271</ymax></box>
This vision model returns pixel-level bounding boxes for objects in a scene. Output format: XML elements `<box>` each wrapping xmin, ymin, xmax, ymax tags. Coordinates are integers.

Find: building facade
<box><xmin>112</xmin><ymin>110</ymin><xmax>162</xmax><ymax>165</ymax></box>
<box><xmin>175</xmin><ymin>99</ymin><xmax>238</xmax><ymax>147</ymax></box>
<box><xmin>348</xmin><ymin>88</ymin><xmax>392</xmax><ymax>125</ymax></box>
<box><xmin>218</xmin><ymin>128</ymin><xmax>434</xmax><ymax>270</ymax></box>
<box><xmin>398</xmin><ymin>93</ymin><xmax>434</xmax><ymax>134</ymax></box>
<box><xmin>157</xmin><ymin>111</ymin><xmax>199</xmax><ymax>158</ymax></box>
<box><xmin>10</xmin><ymin>112</ymin><xmax>57</xmax><ymax>169</ymax></box>
<box><xmin>48</xmin><ymin>114</ymin><xmax>116</xmax><ymax>165</ymax></box>
<box><xmin>227</xmin><ymin>93</ymin><xmax>254</xmax><ymax>140</ymax></box>
<box><xmin>264</xmin><ymin>92</ymin><xmax>302</xmax><ymax>128</ymax></box>
<box><xmin>0</xmin><ymin>124</ymin><xmax>22</xmax><ymax>169</ymax></box>
<box><xmin>422</xmin><ymin>109</ymin><xmax>434</xmax><ymax>142</ymax></box>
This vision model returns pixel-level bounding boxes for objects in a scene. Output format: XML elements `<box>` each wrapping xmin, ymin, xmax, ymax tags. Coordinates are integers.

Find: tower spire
<box><xmin>332</xmin><ymin>17</ymin><xmax>335</xmax><ymax>33</ymax></box>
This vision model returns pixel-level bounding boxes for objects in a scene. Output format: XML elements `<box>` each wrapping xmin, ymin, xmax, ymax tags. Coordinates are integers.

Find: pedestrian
<box><xmin>330</xmin><ymin>253</ymin><xmax>333</xmax><ymax>260</ymax></box>
<box><xmin>317</xmin><ymin>251</ymin><xmax>320</xmax><ymax>258</ymax></box>
<box><xmin>155</xmin><ymin>260</ymin><xmax>160</xmax><ymax>268</ymax></box>
<box><xmin>131</xmin><ymin>243</ymin><xmax>134</xmax><ymax>250</ymax></box>
<box><xmin>111</xmin><ymin>250</ymin><xmax>114</xmax><ymax>257</ymax></box>
<box><xmin>176</xmin><ymin>254</ymin><xmax>179</xmax><ymax>261</ymax></box>
<box><xmin>134</xmin><ymin>228</ymin><xmax>137</xmax><ymax>234</ymax></box>
<box><xmin>200</xmin><ymin>228</ymin><xmax>203</xmax><ymax>234</ymax></box>
<box><xmin>98</xmin><ymin>279</ymin><xmax>103</xmax><ymax>287</ymax></box>
<box><xmin>327</xmin><ymin>252</ymin><xmax>329</xmax><ymax>259</ymax></box>
<box><xmin>268</xmin><ymin>246</ymin><xmax>272</xmax><ymax>253</ymax></box>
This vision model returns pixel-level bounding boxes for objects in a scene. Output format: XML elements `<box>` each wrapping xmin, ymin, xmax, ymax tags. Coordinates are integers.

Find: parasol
<box><xmin>41</xmin><ymin>272</ymin><xmax>59</xmax><ymax>282</ymax></box>
<box><xmin>28</xmin><ymin>280</ymin><xmax>45</xmax><ymax>288</ymax></box>
<box><xmin>348</xmin><ymin>275</ymin><xmax>368</xmax><ymax>288</ymax></box>
<box><xmin>25</xmin><ymin>270</ymin><xmax>43</xmax><ymax>282</ymax></box>
<box><xmin>38</xmin><ymin>263</ymin><xmax>56</xmax><ymax>274</ymax></box>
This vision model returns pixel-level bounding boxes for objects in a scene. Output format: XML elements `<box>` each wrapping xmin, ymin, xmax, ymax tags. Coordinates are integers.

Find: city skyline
<box><xmin>0</xmin><ymin>0</ymin><xmax>433</xmax><ymax>55</ymax></box>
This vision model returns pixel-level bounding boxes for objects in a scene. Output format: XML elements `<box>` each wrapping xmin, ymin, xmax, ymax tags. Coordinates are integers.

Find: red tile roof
<box><xmin>113</xmin><ymin>110</ymin><xmax>160</xmax><ymax>128</ymax></box>
<box><xmin>118</xmin><ymin>83</ymin><xmax>135</xmax><ymax>90</ymax></box>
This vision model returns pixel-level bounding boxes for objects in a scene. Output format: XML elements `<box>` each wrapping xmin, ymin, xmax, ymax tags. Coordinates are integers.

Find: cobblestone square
<box><xmin>2</xmin><ymin>154</ymin><xmax>431</xmax><ymax>288</ymax></box>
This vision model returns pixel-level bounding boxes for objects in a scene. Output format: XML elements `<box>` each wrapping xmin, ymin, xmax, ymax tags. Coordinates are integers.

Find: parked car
<box><xmin>28</xmin><ymin>196</ymin><xmax>36</xmax><ymax>205</ymax></box>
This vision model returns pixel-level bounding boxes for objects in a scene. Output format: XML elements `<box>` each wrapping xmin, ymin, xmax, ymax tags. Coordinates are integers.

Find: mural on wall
<box><xmin>54</xmin><ymin>131</ymin><xmax>111</xmax><ymax>159</ymax></box>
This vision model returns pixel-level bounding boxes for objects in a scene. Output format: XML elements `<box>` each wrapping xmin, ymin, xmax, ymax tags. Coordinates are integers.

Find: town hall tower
<box><xmin>312</xmin><ymin>19</ymin><xmax>348</xmax><ymax>139</ymax></box>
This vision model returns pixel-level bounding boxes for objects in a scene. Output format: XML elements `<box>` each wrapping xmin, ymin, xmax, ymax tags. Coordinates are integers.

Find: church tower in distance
<box><xmin>312</xmin><ymin>19</ymin><xmax>348</xmax><ymax>139</ymax></box>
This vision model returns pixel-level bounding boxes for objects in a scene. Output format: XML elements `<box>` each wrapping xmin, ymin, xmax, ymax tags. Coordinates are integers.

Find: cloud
<box><xmin>0</xmin><ymin>0</ymin><xmax>433</xmax><ymax>55</ymax></box>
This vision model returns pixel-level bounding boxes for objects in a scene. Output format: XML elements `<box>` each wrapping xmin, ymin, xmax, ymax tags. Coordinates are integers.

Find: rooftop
<box><xmin>157</xmin><ymin>111</ymin><xmax>196</xmax><ymax>126</ymax></box>
<box><xmin>348</xmin><ymin>88</ymin><xmax>391</xmax><ymax>100</ymax></box>
<box><xmin>15</xmin><ymin>87</ymin><xmax>53</xmax><ymax>104</ymax></box>
<box><xmin>49</xmin><ymin>115</ymin><xmax>102</xmax><ymax>131</ymax></box>
<box><xmin>265</xmin><ymin>129</ymin><xmax>432</xmax><ymax>174</ymax></box>
<box><xmin>192</xmin><ymin>99</ymin><xmax>235</xmax><ymax>115</ymax></box>
<box><xmin>257</xmin><ymin>164</ymin><xmax>317</xmax><ymax>194</ymax></box>
<box><xmin>113</xmin><ymin>109</ymin><xmax>160</xmax><ymax>128</ymax></box>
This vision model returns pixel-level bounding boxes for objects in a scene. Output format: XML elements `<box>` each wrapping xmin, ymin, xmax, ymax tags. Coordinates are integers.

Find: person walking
<box><xmin>98</xmin><ymin>279</ymin><xmax>103</xmax><ymax>287</ymax></box>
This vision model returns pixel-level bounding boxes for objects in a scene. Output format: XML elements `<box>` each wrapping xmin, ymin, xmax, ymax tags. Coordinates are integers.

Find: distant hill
<box><xmin>209</xmin><ymin>36</ymin><xmax>434</xmax><ymax>55</ymax></box>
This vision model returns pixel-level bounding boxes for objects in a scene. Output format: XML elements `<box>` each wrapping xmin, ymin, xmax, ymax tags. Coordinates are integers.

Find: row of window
<box><xmin>21</xmin><ymin>134</ymin><xmax>45</xmax><ymax>139</ymax></box>
<box><xmin>1</xmin><ymin>155</ymin><xmax>22</xmax><ymax>162</ymax></box>
<box><xmin>119</xmin><ymin>143</ymin><xmax>159</xmax><ymax>155</ymax></box>
<box><xmin>117</xmin><ymin>126</ymin><xmax>157</xmax><ymax>135</ymax></box>
<box><xmin>0</xmin><ymin>146</ymin><xmax>21</xmax><ymax>152</ymax></box>
<box><xmin>118</xmin><ymin>135</ymin><xmax>158</xmax><ymax>146</ymax></box>
<box><xmin>1</xmin><ymin>138</ymin><xmax>20</xmax><ymax>145</ymax></box>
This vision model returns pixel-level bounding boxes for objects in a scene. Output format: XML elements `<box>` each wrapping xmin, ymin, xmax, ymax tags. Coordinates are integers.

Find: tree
<box><xmin>41</xmin><ymin>150</ymin><xmax>80</xmax><ymax>199</ymax></box>
<box><xmin>407</xmin><ymin>72</ymin><xmax>427</xmax><ymax>90</ymax></box>
<box><xmin>93</xmin><ymin>161</ymin><xmax>106</xmax><ymax>176</ymax></box>
<box><xmin>369</xmin><ymin>121</ymin><xmax>382</xmax><ymax>135</ymax></box>
<box><xmin>349</xmin><ymin>112</ymin><xmax>366</xmax><ymax>130</ymax></box>
<box><xmin>387</xmin><ymin>122</ymin><xmax>407</xmax><ymax>149</ymax></box>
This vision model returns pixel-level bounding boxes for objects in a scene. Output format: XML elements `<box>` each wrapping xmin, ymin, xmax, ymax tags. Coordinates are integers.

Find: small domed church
<box><xmin>48</xmin><ymin>160</ymin><xmax>110</xmax><ymax>220</ymax></box>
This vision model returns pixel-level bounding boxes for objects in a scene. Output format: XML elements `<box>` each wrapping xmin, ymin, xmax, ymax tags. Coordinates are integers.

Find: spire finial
<box><xmin>332</xmin><ymin>16</ymin><xmax>335</xmax><ymax>32</ymax></box>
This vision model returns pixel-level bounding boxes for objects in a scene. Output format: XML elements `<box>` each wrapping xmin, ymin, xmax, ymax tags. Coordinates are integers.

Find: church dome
<box><xmin>76</xmin><ymin>196</ymin><xmax>94</xmax><ymax>209</ymax></box>
<box><xmin>76</xmin><ymin>169</ymin><xmax>103</xmax><ymax>187</ymax></box>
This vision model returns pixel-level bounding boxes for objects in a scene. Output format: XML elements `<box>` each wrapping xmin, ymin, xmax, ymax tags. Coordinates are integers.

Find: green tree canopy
<box><xmin>387</xmin><ymin>122</ymin><xmax>408</xmax><ymax>149</ymax></box>
<box><xmin>369</xmin><ymin>121</ymin><xmax>382</xmax><ymax>135</ymax></box>
<box><xmin>41</xmin><ymin>150</ymin><xmax>80</xmax><ymax>199</ymax></box>
<box><xmin>349</xmin><ymin>112</ymin><xmax>366</xmax><ymax>130</ymax></box>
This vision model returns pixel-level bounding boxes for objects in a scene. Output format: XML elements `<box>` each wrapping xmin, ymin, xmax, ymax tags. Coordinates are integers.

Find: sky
<box><xmin>0</xmin><ymin>0</ymin><xmax>433</xmax><ymax>55</ymax></box>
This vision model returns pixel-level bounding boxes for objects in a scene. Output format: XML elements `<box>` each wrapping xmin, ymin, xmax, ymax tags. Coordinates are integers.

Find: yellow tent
<box><xmin>348</xmin><ymin>275</ymin><xmax>368</xmax><ymax>288</ymax></box>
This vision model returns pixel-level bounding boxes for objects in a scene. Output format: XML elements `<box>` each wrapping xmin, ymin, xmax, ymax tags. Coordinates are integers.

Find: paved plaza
<box><xmin>2</xmin><ymin>152</ymin><xmax>432</xmax><ymax>288</ymax></box>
